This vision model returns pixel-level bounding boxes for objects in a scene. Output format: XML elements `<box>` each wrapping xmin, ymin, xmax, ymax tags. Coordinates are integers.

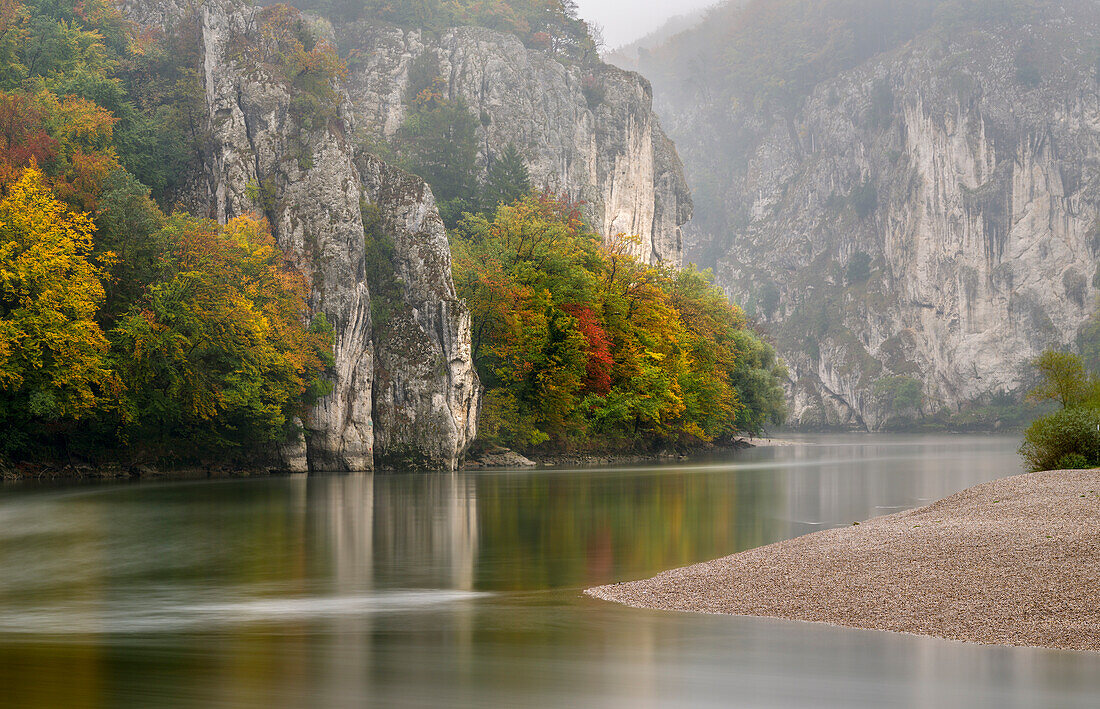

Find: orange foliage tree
<box><xmin>452</xmin><ymin>193</ymin><xmax>787</xmax><ymax>452</ymax></box>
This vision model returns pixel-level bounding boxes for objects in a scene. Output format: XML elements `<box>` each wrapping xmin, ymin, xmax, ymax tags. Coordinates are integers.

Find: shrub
<box><xmin>581</xmin><ymin>74</ymin><xmax>604</xmax><ymax>109</ymax></box>
<box><xmin>1014</xmin><ymin>48</ymin><xmax>1041</xmax><ymax>87</ymax></box>
<box><xmin>845</xmin><ymin>251</ymin><xmax>872</xmax><ymax>285</ymax></box>
<box><xmin>874</xmin><ymin>375</ymin><xmax>923</xmax><ymax>412</ymax></box>
<box><xmin>849</xmin><ymin>180</ymin><xmax>877</xmax><ymax>219</ymax></box>
<box><xmin>1054</xmin><ymin>453</ymin><xmax>1091</xmax><ymax>470</ymax></box>
<box><xmin>1018</xmin><ymin>406</ymin><xmax>1100</xmax><ymax>472</ymax></box>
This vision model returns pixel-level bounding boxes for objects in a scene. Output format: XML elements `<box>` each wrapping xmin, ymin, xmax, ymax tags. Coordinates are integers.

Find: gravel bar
<box><xmin>586</xmin><ymin>469</ymin><xmax>1100</xmax><ymax>652</ymax></box>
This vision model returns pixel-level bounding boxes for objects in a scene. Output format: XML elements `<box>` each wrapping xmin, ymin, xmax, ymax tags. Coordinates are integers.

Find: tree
<box><xmin>93</xmin><ymin>169</ymin><xmax>170</xmax><ymax>321</ymax></box>
<box><xmin>399</xmin><ymin>97</ymin><xmax>480</xmax><ymax>227</ymax></box>
<box><xmin>481</xmin><ymin>142</ymin><xmax>530</xmax><ymax>212</ymax></box>
<box><xmin>451</xmin><ymin>193</ymin><xmax>787</xmax><ymax>452</ymax></box>
<box><xmin>1018</xmin><ymin>349</ymin><xmax>1100</xmax><ymax>471</ymax></box>
<box><xmin>452</xmin><ymin>195</ymin><xmax>596</xmax><ymax>446</ymax></box>
<box><xmin>0</xmin><ymin>166</ymin><xmax>117</xmax><ymax>429</ymax></box>
<box><xmin>110</xmin><ymin>214</ymin><xmax>333</xmax><ymax>461</ymax></box>
<box><xmin>1027</xmin><ymin>350</ymin><xmax>1092</xmax><ymax>409</ymax></box>
<box><xmin>845</xmin><ymin>251</ymin><xmax>872</xmax><ymax>285</ymax></box>
<box><xmin>1019</xmin><ymin>406</ymin><xmax>1100</xmax><ymax>472</ymax></box>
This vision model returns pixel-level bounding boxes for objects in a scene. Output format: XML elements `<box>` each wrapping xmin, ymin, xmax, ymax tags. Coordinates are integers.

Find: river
<box><xmin>1</xmin><ymin>434</ymin><xmax>1098</xmax><ymax>708</ymax></box>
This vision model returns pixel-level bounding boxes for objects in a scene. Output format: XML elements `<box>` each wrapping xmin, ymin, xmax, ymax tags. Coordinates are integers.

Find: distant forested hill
<box><xmin>604</xmin><ymin>5</ymin><xmax>715</xmax><ymax>69</ymax></box>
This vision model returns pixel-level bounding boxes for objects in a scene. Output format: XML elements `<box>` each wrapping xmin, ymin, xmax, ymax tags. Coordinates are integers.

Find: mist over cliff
<box><xmin>618</xmin><ymin>0</ymin><xmax>1100</xmax><ymax>430</ymax></box>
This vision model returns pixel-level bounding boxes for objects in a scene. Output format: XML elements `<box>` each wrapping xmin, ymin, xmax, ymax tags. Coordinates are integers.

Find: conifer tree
<box><xmin>481</xmin><ymin>143</ymin><xmax>531</xmax><ymax>212</ymax></box>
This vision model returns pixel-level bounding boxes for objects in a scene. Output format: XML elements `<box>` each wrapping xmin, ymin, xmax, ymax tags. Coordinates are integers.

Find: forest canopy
<box><xmin>0</xmin><ymin>0</ymin><xmax>332</xmax><ymax>466</ymax></box>
<box><xmin>451</xmin><ymin>195</ymin><xmax>787</xmax><ymax>453</ymax></box>
<box><xmin>292</xmin><ymin>0</ymin><xmax>598</xmax><ymax>61</ymax></box>
<box><xmin>0</xmin><ymin>0</ymin><xmax>788</xmax><ymax>469</ymax></box>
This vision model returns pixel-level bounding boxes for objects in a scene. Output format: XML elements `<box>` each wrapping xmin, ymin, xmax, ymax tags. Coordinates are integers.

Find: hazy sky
<box><xmin>574</xmin><ymin>0</ymin><xmax>718</xmax><ymax>49</ymax></box>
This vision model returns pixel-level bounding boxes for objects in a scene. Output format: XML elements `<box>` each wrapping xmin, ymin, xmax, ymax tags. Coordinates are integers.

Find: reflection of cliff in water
<box><xmin>774</xmin><ymin>435</ymin><xmax>1023</xmax><ymax>539</ymax></box>
<box><xmin>309</xmin><ymin>473</ymin><xmax>480</xmax><ymax>593</ymax></box>
<box><xmin>305</xmin><ymin>468</ymin><xmax>786</xmax><ymax>594</ymax></box>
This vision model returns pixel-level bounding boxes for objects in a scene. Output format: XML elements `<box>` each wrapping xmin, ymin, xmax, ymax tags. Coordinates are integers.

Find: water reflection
<box><xmin>1</xmin><ymin>434</ymin><xmax>1099</xmax><ymax>708</ymax></box>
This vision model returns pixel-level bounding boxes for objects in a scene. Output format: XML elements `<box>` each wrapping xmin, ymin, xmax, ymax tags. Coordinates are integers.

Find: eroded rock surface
<box><xmin>358</xmin><ymin>156</ymin><xmax>480</xmax><ymax>469</ymax></box>
<box><xmin>336</xmin><ymin>23</ymin><xmax>691</xmax><ymax>265</ymax></box>
<box><xmin>632</xmin><ymin>6</ymin><xmax>1100</xmax><ymax>428</ymax></box>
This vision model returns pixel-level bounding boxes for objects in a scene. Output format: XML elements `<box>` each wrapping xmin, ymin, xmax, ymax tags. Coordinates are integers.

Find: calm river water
<box><xmin>2</xmin><ymin>434</ymin><xmax>1099</xmax><ymax>708</ymax></box>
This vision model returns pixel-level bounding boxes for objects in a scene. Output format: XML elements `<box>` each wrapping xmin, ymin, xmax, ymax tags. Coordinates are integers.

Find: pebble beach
<box><xmin>587</xmin><ymin>469</ymin><xmax>1100</xmax><ymax>652</ymax></box>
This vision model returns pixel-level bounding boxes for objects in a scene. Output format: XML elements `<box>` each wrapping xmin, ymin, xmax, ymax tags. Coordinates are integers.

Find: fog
<box><xmin>574</xmin><ymin>0</ymin><xmax>717</xmax><ymax>48</ymax></box>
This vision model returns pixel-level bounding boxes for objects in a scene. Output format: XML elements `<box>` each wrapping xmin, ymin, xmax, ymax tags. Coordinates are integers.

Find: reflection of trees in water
<box><xmin>305</xmin><ymin>468</ymin><xmax>787</xmax><ymax>594</ymax></box>
<box><xmin>471</xmin><ymin>469</ymin><xmax>785</xmax><ymax>591</ymax></box>
<box><xmin>301</xmin><ymin>439</ymin><xmax>1020</xmax><ymax>600</ymax></box>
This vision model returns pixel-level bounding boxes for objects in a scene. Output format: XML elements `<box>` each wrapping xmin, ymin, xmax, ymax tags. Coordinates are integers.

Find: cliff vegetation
<box><xmin>452</xmin><ymin>194</ymin><xmax>787</xmax><ymax>454</ymax></box>
<box><xmin>0</xmin><ymin>0</ymin><xmax>332</xmax><ymax>468</ymax></box>
<box><xmin>297</xmin><ymin>0</ymin><xmax>599</xmax><ymax>62</ymax></box>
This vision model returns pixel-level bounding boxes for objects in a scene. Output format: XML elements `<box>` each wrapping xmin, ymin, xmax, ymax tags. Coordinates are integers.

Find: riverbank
<box><xmin>0</xmin><ymin>461</ymin><xmax>278</xmax><ymax>482</ymax></box>
<box><xmin>3</xmin><ymin>436</ymin><xmax>801</xmax><ymax>480</ymax></box>
<box><xmin>587</xmin><ymin>468</ymin><xmax>1100</xmax><ymax>652</ymax></box>
<box><xmin>465</xmin><ymin>437</ymin><xmax>801</xmax><ymax>470</ymax></box>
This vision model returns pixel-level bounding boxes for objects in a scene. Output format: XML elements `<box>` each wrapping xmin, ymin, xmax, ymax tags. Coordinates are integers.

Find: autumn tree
<box><xmin>0</xmin><ymin>166</ymin><xmax>117</xmax><ymax>447</ymax></box>
<box><xmin>110</xmin><ymin>214</ymin><xmax>333</xmax><ymax>462</ymax></box>
<box><xmin>451</xmin><ymin>193</ymin><xmax>786</xmax><ymax>453</ymax></box>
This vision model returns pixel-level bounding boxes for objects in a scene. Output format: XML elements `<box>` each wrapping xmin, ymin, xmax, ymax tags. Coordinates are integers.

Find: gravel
<box><xmin>586</xmin><ymin>469</ymin><xmax>1100</xmax><ymax>652</ymax></box>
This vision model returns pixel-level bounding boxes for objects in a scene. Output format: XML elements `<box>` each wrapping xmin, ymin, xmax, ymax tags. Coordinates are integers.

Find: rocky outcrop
<box><xmin>122</xmin><ymin>0</ymin><xmax>696</xmax><ymax>460</ymax></box>
<box><xmin>127</xmin><ymin>0</ymin><xmax>479</xmax><ymax>469</ymax></box>
<box><xmin>358</xmin><ymin>155</ymin><xmax>480</xmax><ymax>468</ymax></box>
<box><xmin>632</xmin><ymin>4</ymin><xmax>1100</xmax><ymax>429</ymax></box>
<box><xmin>335</xmin><ymin>22</ymin><xmax>692</xmax><ymax>265</ymax></box>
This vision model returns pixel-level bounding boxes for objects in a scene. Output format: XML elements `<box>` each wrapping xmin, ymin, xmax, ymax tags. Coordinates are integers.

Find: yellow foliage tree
<box><xmin>0</xmin><ymin>165</ymin><xmax>117</xmax><ymax>420</ymax></box>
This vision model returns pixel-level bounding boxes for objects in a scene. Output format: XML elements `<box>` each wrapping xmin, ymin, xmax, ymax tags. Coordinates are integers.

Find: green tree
<box><xmin>1018</xmin><ymin>350</ymin><xmax>1100</xmax><ymax>471</ymax></box>
<box><xmin>1019</xmin><ymin>406</ymin><xmax>1100</xmax><ymax>472</ymax></box>
<box><xmin>1027</xmin><ymin>349</ymin><xmax>1092</xmax><ymax>409</ymax></box>
<box><xmin>399</xmin><ymin>97</ymin><xmax>480</xmax><ymax>227</ymax></box>
<box><xmin>845</xmin><ymin>251</ymin><xmax>872</xmax><ymax>285</ymax></box>
<box><xmin>93</xmin><ymin>170</ymin><xmax>170</xmax><ymax>320</ymax></box>
<box><xmin>481</xmin><ymin>142</ymin><xmax>531</xmax><ymax>212</ymax></box>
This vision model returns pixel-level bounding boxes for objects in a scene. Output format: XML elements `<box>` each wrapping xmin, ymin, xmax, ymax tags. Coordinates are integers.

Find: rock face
<box><xmin>358</xmin><ymin>155</ymin><xmax>480</xmax><ymax>468</ymax></box>
<box><xmin>127</xmin><ymin>0</ymin><xmax>479</xmax><ymax>469</ymax></box>
<box><xmin>629</xmin><ymin>4</ymin><xmax>1100</xmax><ymax>429</ymax></box>
<box><xmin>335</xmin><ymin>22</ymin><xmax>692</xmax><ymax>265</ymax></box>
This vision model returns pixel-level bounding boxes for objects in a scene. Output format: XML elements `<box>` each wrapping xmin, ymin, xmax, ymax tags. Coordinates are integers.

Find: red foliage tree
<box><xmin>563</xmin><ymin>304</ymin><xmax>612</xmax><ymax>396</ymax></box>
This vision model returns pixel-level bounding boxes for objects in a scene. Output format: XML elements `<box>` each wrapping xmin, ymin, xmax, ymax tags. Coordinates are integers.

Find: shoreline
<box><xmin>587</xmin><ymin>468</ymin><xmax>1100</xmax><ymax>653</ymax></box>
<box><xmin>2</xmin><ymin>438</ymin><xmax>774</xmax><ymax>482</ymax></box>
<box><xmin>467</xmin><ymin>436</ymin><xmax>804</xmax><ymax>470</ymax></box>
<box><xmin>1</xmin><ymin>462</ymin><xmax>281</xmax><ymax>483</ymax></box>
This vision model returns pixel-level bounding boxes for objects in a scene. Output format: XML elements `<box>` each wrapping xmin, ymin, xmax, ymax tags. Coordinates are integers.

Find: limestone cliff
<box><xmin>358</xmin><ymin>155</ymin><xmax>480</xmax><ymax>468</ymax></box>
<box><xmin>126</xmin><ymin>0</ymin><xmax>479</xmax><ymax>469</ymax></box>
<box><xmin>334</xmin><ymin>22</ymin><xmax>692</xmax><ymax>265</ymax></box>
<box><xmin>628</xmin><ymin>2</ymin><xmax>1100</xmax><ymax>429</ymax></box>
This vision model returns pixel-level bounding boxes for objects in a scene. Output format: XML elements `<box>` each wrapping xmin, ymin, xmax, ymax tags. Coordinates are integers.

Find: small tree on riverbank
<box><xmin>1019</xmin><ymin>349</ymin><xmax>1100</xmax><ymax>471</ymax></box>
